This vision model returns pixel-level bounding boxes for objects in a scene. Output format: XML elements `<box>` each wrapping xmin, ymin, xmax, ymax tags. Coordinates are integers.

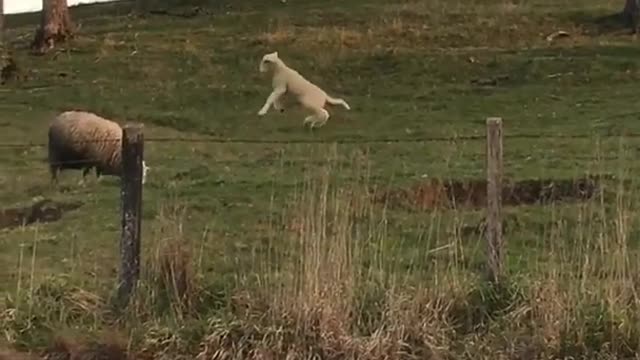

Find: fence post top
<box><xmin>122</xmin><ymin>123</ymin><xmax>144</xmax><ymax>139</ymax></box>
<box><xmin>123</xmin><ymin>122</ymin><xmax>144</xmax><ymax>129</ymax></box>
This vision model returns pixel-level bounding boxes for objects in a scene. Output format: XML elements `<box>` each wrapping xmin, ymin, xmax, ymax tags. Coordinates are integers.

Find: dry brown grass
<box><xmin>4</xmin><ymin>154</ymin><xmax>640</xmax><ymax>359</ymax></box>
<box><xmin>143</xmin><ymin>203</ymin><xmax>199</xmax><ymax>319</ymax></box>
<box><xmin>187</xmin><ymin>152</ymin><xmax>640</xmax><ymax>359</ymax></box>
<box><xmin>195</xmin><ymin>160</ymin><xmax>458</xmax><ymax>359</ymax></box>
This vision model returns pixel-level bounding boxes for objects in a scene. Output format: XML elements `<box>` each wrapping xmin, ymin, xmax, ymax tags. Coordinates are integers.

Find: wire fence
<box><xmin>2</xmin><ymin>131</ymin><xmax>640</xmax><ymax>149</ymax></box>
<box><xmin>0</xmin><ymin>121</ymin><xmax>638</xmax><ymax>176</ymax></box>
<box><xmin>0</xmin><ymin>134</ymin><xmax>636</xmax><ymax>173</ymax></box>
<box><xmin>2</xmin><ymin>119</ymin><xmax>636</xmax><ymax>298</ymax></box>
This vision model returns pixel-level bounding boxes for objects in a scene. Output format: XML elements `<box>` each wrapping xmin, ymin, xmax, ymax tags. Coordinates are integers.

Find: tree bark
<box><xmin>623</xmin><ymin>0</ymin><xmax>639</xmax><ymax>33</ymax></box>
<box><xmin>32</xmin><ymin>0</ymin><xmax>74</xmax><ymax>54</ymax></box>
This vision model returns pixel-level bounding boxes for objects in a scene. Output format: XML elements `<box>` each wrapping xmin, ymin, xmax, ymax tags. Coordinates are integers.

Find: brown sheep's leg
<box><xmin>49</xmin><ymin>165</ymin><xmax>59</xmax><ymax>186</ymax></box>
<box><xmin>95</xmin><ymin>167</ymin><xmax>104</xmax><ymax>183</ymax></box>
<box><xmin>79</xmin><ymin>167</ymin><xmax>92</xmax><ymax>187</ymax></box>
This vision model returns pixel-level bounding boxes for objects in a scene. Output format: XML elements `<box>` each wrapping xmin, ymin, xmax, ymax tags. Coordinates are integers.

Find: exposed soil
<box><xmin>375</xmin><ymin>176</ymin><xmax>602</xmax><ymax>211</ymax></box>
<box><xmin>0</xmin><ymin>198</ymin><xmax>83</xmax><ymax>230</ymax></box>
<box><xmin>44</xmin><ymin>337</ymin><xmax>131</xmax><ymax>360</ymax></box>
<box><xmin>0</xmin><ymin>348</ymin><xmax>38</xmax><ymax>360</ymax></box>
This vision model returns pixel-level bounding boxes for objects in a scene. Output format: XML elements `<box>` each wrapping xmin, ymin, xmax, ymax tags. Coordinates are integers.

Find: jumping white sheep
<box><xmin>47</xmin><ymin>110</ymin><xmax>149</xmax><ymax>184</ymax></box>
<box><xmin>257</xmin><ymin>51</ymin><xmax>351</xmax><ymax>128</ymax></box>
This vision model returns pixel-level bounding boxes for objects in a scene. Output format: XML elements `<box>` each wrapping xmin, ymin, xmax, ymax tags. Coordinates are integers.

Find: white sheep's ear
<box><xmin>273</xmin><ymin>51</ymin><xmax>278</xmax><ymax>57</ymax></box>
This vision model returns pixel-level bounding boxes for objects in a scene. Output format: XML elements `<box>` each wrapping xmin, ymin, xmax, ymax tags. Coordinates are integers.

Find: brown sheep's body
<box><xmin>48</xmin><ymin>111</ymin><xmax>124</xmax><ymax>182</ymax></box>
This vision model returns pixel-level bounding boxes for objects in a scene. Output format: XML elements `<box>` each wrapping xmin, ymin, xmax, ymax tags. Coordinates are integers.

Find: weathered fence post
<box><xmin>116</xmin><ymin>123</ymin><xmax>144</xmax><ymax>308</ymax></box>
<box><xmin>486</xmin><ymin>117</ymin><xmax>503</xmax><ymax>283</ymax></box>
<box><xmin>0</xmin><ymin>0</ymin><xmax>4</xmax><ymax>42</ymax></box>
<box><xmin>623</xmin><ymin>0</ymin><xmax>640</xmax><ymax>33</ymax></box>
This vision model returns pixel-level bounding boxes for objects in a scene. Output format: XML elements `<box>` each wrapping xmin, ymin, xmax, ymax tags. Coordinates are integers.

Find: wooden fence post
<box><xmin>486</xmin><ymin>117</ymin><xmax>503</xmax><ymax>283</ymax></box>
<box><xmin>0</xmin><ymin>0</ymin><xmax>4</xmax><ymax>42</ymax></box>
<box><xmin>116</xmin><ymin>123</ymin><xmax>144</xmax><ymax>308</ymax></box>
<box><xmin>623</xmin><ymin>0</ymin><xmax>640</xmax><ymax>33</ymax></box>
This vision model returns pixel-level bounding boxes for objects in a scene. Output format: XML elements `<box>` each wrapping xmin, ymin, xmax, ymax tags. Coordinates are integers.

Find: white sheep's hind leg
<box><xmin>311</xmin><ymin>108</ymin><xmax>330</xmax><ymax>128</ymax></box>
<box><xmin>301</xmin><ymin>97</ymin><xmax>327</xmax><ymax>127</ymax></box>
<box><xmin>303</xmin><ymin>114</ymin><xmax>315</xmax><ymax>126</ymax></box>
<box><xmin>304</xmin><ymin>107</ymin><xmax>329</xmax><ymax>128</ymax></box>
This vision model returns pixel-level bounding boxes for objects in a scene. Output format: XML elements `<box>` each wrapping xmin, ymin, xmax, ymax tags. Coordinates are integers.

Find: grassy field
<box><xmin>2</xmin><ymin>0</ymin><xmax>640</xmax><ymax>358</ymax></box>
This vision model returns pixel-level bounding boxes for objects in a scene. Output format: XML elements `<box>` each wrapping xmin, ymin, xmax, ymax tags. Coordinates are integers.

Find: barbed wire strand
<box><xmin>0</xmin><ymin>154</ymin><xmax>632</xmax><ymax>174</ymax></box>
<box><xmin>2</xmin><ymin>132</ymin><xmax>640</xmax><ymax>149</ymax></box>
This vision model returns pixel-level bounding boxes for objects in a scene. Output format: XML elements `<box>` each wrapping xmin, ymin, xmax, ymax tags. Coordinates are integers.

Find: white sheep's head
<box><xmin>259</xmin><ymin>51</ymin><xmax>280</xmax><ymax>73</ymax></box>
<box><xmin>142</xmin><ymin>161</ymin><xmax>150</xmax><ymax>185</ymax></box>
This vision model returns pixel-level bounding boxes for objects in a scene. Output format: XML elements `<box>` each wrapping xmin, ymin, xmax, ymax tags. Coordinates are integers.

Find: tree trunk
<box><xmin>32</xmin><ymin>0</ymin><xmax>74</xmax><ymax>54</ymax></box>
<box><xmin>623</xmin><ymin>0</ymin><xmax>640</xmax><ymax>33</ymax></box>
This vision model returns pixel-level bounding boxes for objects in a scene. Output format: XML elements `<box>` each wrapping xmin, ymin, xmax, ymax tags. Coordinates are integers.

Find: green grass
<box><xmin>2</xmin><ymin>0</ymin><xmax>640</xmax><ymax>358</ymax></box>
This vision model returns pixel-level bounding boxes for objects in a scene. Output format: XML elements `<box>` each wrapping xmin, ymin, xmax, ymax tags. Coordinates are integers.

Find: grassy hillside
<box><xmin>2</xmin><ymin>0</ymin><xmax>640</xmax><ymax>358</ymax></box>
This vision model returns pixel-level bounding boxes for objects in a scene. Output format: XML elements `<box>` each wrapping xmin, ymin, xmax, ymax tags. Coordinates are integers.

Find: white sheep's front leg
<box><xmin>273</xmin><ymin>96</ymin><xmax>285</xmax><ymax>112</ymax></box>
<box><xmin>258</xmin><ymin>87</ymin><xmax>286</xmax><ymax>116</ymax></box>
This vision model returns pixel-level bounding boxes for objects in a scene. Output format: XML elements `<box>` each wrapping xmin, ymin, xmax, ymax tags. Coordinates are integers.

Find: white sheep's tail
<box><xmin>326</xmin><ymin>96</ymin><xmax>351</xmax><ymax>110</ymax></box>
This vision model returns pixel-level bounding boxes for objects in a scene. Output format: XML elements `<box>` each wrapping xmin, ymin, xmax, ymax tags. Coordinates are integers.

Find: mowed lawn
<box><xmin>1</xmin><ymin>0</ymin><xmax>640</xmax><ymax>352</ymax></box>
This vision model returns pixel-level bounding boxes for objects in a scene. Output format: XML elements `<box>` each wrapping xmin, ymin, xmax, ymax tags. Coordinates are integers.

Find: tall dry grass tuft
<box><xmin>278</xmin><ymin>166</ymin><xmax>359</xmax><ymax>335</ymax></box>
<box><xmin>191</xmin><ymin>142</ymin><xmax>640</xmax><ymax>359</ymax></box>
<box><xmin>197</xmin><ymin>149</ymin><xmax>460</xmax><ymax>359</ymax></box>
<box><xmin>368</xmin><ymin>288</ymin><xmax>458</xmax><ymax>359</ymax></box>
<box><xmin>473</xmin><ymin>142</ymin><xmax>640</xmax><ymax>359</ymax></box>
<box><xmin>139</xmin><ymin>203</ymin><xmax>199</xmax><ymax>321</ymax></box>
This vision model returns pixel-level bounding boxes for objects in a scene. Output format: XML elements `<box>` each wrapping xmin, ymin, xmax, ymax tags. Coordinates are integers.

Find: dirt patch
<box><xmin>375</xmin><ymin>176</ymin><xmax>601</xmax><ymax>210</ymax></box>
<box><xmin>0</xmin><ymin>348</ymin><xmax>38</xmax><ymax>360</ymax></box>
<box><xmin>44</xmin><ymin>337</ymin><xmax>131</xmax><ymax>360</ymax></box>
<box><xmin>0</xmin><ymin>198</ymin><xmax>83</xmax><ymax>230</ymax></box>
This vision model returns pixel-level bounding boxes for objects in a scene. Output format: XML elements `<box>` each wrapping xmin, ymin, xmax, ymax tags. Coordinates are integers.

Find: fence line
<box><xmin>2</xmin><ymin>132</ymin><xmax>640</xmax><ymax>149</ymax></box>
<box><xmin>108</xmin><ymin>118</ymin><xmax>640</xmax><ymax>304</ymax></box>
<box><xmin>5</xmin><ymin>120</ymin><xmax>640</xmax><ymax>308</ymax></box>
<box><xmin>0</xmin><ymin>150</ymin><xmax>634</xmax><ymax>172</ymax></box>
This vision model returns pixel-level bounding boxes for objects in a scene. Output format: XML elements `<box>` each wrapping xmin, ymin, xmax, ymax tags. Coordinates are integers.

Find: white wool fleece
<box><xmin>257</xmin><ymin>51</ymin><xmax>350</xmax><ymax>128</ymax></box>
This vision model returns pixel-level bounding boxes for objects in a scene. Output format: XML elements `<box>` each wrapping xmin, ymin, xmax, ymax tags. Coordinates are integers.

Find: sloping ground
<box><xmin>2</xmin><ymin>0</ymin><xmax>640</xmax><ymax>359</ymax></box>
